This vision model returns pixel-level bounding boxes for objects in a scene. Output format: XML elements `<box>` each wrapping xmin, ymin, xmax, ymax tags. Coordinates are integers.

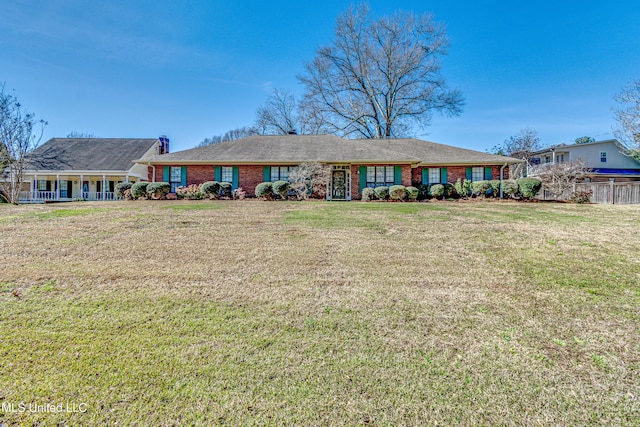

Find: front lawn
<box><xmin>1</xmin><ymin>200</ymin><xmax>639</xmax><ymax>425</ymax></box>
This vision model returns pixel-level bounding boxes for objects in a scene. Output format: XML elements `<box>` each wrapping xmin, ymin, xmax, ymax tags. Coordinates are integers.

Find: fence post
<box><xmin>610</xmin><ymin>181</ymin><xmax>615</xmax><ymax>204</ymax></box>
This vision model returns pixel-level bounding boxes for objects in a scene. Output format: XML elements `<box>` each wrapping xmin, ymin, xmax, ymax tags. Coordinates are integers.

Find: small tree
<box><xmin>288</xmin><ymin>162</ymin><xmax>331</xmax><ymax>200</ymax></box>
<box><xmin>492</xmin><ymin>128</ymin><xmax>542</xmax><ymax>163</ymax></box>
<box><xmin>535</xmin><ymin>159</ymin><xmax>591</xmax><ymax>200</ymax></box>
<box><xmin>0</xmin><ymin>85</ymin><xmax>47</xmax><ymax>204</ymax></box>
<box><xmin>574</xmin><ymin>136</ymin><xmax>595</xmax><ymax>144</ymax></box>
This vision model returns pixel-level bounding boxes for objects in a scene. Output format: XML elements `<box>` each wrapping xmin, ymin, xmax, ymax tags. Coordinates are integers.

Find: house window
<box><xmin>545</xmin><ymin>156</ymin><xmax>551</xmax><ymax>164</ymax></box>
<box><xmin>169</xmin><ymin>166</ymin><xmax>182</xmax><ymax>193</ymax></box>
<box><xmin>600</xmin><ymin>152</ymin><xmax>607</xmax><ymax>163</ymax></box>
<box><xmin>37</xmin><ymin>180</ymin><xmax>47</xmax><ymax>191</ymax></box>
<box><xmin>221</xmin><ymin>166</ymin><xmax>233</xmax><ymax>183</ymax></box>
<box><xmin>366</xmin><ymin>166</ymin><xmax>395</xmax><ymax>187</ymax></box>
<box><xmin>428</xmin><ymin>168</ymin><xmax>440</xmax><ymax>184</ymax></box>
<box><xmin>271</xmin><ymin>166</ymin><xmax>295</xmax><ymax>182</ymax></box>
<box><xmin>558</xmin><ymin>154</ymin><xmax>565</xmax><ymax>163</ymax></box>
<box><xmin>472</xmin><ymin>167</ymin><xmax>484</xmax><ymax>182</ymax></box>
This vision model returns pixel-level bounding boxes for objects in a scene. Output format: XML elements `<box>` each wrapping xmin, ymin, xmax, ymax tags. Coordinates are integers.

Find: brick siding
<box><xmin>152</xmin><ymin>164</ymin><xmax>512</xmax><ymax>198</ymax></box>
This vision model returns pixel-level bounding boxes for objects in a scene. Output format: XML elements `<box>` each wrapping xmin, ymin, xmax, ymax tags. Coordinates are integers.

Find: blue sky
<box><xmin>1</xmin><ymin>0</ymin><xmax>639</xmax><ymax>152</ymax></box>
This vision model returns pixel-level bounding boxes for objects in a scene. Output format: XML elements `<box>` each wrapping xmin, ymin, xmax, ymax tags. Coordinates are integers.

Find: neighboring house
<box><xmin>17</xmin><ymin>136</ymin><xmax>169</xmax><ymax>202</ymax></box>
<box><xmin>137</xmin><ymin>134</ymin><xmax>523</xmax><ymax>200</ymax></box>
<box><xmin>529</xmin><ymin>139</ymin><xmax>640</xmax><ymax>182</ymax></box>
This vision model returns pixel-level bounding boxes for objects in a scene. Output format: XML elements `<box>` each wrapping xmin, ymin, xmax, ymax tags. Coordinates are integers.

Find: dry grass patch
<box><xmin>0</xmin><ymin>200</ymin><xmax>639</xmax><ymax>425</ymax></box>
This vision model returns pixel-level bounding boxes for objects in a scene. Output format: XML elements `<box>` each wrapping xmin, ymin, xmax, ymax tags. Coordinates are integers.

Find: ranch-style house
<box><xmin>137</xmin><ymin>134</ymin><xmax>523</xmax><ymax>200</ymax></box>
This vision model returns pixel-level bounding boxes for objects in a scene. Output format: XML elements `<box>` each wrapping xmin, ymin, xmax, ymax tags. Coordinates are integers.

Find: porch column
<box><xmin>33</xmin><ymin>174</ymin><xmax>38</xmax><ymax>197</ymax></box>
<box><xmin>102</xmin><ymin>174</ymin><xmax>106</xmax><ymax>200</ymax></box>
<box><xmin>125</xmin><ymin>174</ymin><xmax>129</xmax><ymax>183</ymax></box>
<box><xmin>56</xmin><ymin>174</ymin><xmax>60</xmax><ymax>200</ymax></box>
<box><xmin>80</xmin><ymin>174</ymin><xmax>84</xmax><ymax>198</ymax></box>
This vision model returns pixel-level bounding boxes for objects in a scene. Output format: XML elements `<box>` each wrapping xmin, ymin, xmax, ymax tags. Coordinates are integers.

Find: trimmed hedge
<box><xmin>147</xmin><ymin>182</ymin><xmax>170</xmax><ymax>200</ymax></box>
<box><xmin>489</xmin><ymin>180</ymin><xmax>501</xmax><ymax>198</ymax></box>
<box><xmin>131</xmin><ymin>182</ymin><xmax>149</xmax><ymax>199</ymax></box>
<box><xmin>272</xmin><ymin>180</ymin><xmax>291</xmax><ymax>199</ymax></box>
<box><xmin>443</xmin><ymin>183</ymin><xmax>456</xmax><ymax>199</ymax></box>
<box><xmin>255</xmin><ymin>182</ymin><xmax>273</xmax><ymax>199</ymax></box>
<box><xmin>417</xmin><ymin>184</ymin><xmax>430</xmax><ymax>200</ymax></box>
<box><xmin>502</xmin><ymin>180</ymin><xmax>519</xmax><ymax>198</ymax></box>
<box><xmin>471</xmin><ymin>180</ymin><xmax>491</xmax><ymax>197</ymax></box>
<box><xmin>517</xmin><ymin>178</ymin><xmax>542</xmax><ymax>200</ymax></box>
<box><xmin>362</xmin><ymin>187</ymin><xmax>376</xmax><ymax>202</ymax></box>
<box><xmin>389</xmin><ymin>185</ymin><xmax>406</xmax><ymax>201</ymax></box>
<box><xmin>219</xmin><ymin>182</ymin><xmax>232</xmax><ymax>198</ymax></box>
<box><xmin>200</xmin><ymin>181</ymin><xmax>220</xmax><ymax>198</ymax></box>
<box><xmin>374</xmin><ymin>186</ymin><xmax>389</xmax><ymax>200</ymax></box>
<box><xmin>454</xmin><ymin>178</ymin><xmax>472</xmax><ymax>199</ymax></box>
<box><xmin>429</xmin><ymin>184</ymin><xmax>444</xmax><ymax>198</ymax></box>
<box><xmin>405</xmin><ymin>186</ymin><xmax>419</xmax><ymax>201</ymax></box>
<box><xmin>115</xmin><ymin>182</ymin><xmax>133</xmax><ymax>197</ymax></box>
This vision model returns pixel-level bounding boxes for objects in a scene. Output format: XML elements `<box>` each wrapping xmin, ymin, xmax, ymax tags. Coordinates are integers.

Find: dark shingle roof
<box><xmin>367</xmin><ymin>138</ymin><xmax>523</xmax><ymax>165</ymax></box>
<box><xmin>141</xmin><ymin>135</ymin><xmax>421</xmax><ymax>164</ymax></box>
<box><xmin>140</xmin><ymin>134</ymin><xmax>522</xmax><ymax>165</ymax></box>
<box><xmin>27</xmin><ymin>138</ymin><xmax>158</xmax><ymax>171</ymax></box>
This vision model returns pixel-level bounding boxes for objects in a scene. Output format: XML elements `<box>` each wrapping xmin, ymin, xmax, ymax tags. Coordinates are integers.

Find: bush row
<box><xmin>116</xmin><ymin>181</ymin><xmax>245</xmax><ymax>200</ymax></box>
<box><xmin>254</xmin><ymin>181</ymin><xmax>292</xmax><ymax>200</ymax></box>
<box><xmin>362</xmin><ymin>185</ymin><xmax>419</xmax><ymax>201</ymax></box>
<box><xmin>361</xmin><ymin>178</ymin><xmax>542</xmax><ymax>202</ymax></box>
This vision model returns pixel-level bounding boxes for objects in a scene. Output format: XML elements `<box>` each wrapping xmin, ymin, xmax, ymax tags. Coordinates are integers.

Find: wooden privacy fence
<box><xmin>538</xmin><ymin>181</ymin><xmax>640</xmax><ymax>204</ymax></box>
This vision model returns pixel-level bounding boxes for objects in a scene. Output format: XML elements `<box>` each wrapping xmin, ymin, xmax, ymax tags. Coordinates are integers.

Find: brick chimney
<box><xmin>159</xmin><ymin>135</ymin><xmax>170</xmax><ymax>154</ymax></box>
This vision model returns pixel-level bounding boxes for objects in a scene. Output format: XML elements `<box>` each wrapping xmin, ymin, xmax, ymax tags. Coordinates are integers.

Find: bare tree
<box><xmin>255</xmin><ymin>89</ymin><xmax>298</xmax><ymax>135</ymax></box>
<box><xmin>535</xmin><ymin>159</ymin><xmax>591</xmax><ymax>200</ymax></box>
<box><xmin>0</xmin><ymin>85</ymin><xmax>47</xmax><ymax>204</ymax></box>
<box><xmin>198</xmin><ymin>126</ymin><xmax>257</xmax><ymax>147</ymax></box>
<box><xmin>298</xmin><ymin>5</ymin><xmax>463</xmax><ymax>139</ymax></box>
<box><xmin>254</xmin><ymin>89</ymin><xmax>330</xmax><ymax>135</ymax></box>
<box><xmin>492</xmin><ymin>128</ymin><xmax>542</xmax><ymax>163</ymax></box>
<box><xmin>613</xmin><ymin>78</ymin><xmax>640</xmax><ymax>158</ymax></box>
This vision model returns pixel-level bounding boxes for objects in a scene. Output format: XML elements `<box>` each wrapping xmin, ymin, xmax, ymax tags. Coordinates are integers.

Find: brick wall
<box><xmin>350</xmin><ymin>165</ymin><xmax>361</xmax><ymax>198</ymax></box>
<box><xmin>239</xmin><ymin>165</ymin><xmax>265</xmax><ymax>196</ymax></box>
<box><xmin>186</xmin><ymin>165</ymin><xmax>215</xmax><ymax>186</ymax></box>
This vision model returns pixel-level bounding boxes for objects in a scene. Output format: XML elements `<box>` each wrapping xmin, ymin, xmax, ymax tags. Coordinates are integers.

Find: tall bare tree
<box><xmin>298</xmin><ymin>5</ymin><xmax>463</xmax><ymax>139</ymax></box>
<box><xmin>254</xmin><ymin>88</ymin><xmax>330</xmax><ymax>135</ymax></box>
<box><xmin>613</xmin><ymin>78</ymin><xmax>640</xmax><ymax>158</ymax></box>
<box><xmin>492</xmin><ymin>128</ymin><xmax>542</xmax><ymax>163</ymax></box>
<box><xmin>0</xmin><ymin>85</ymin><xmax>47</xmax><ymax>204</ymax></box>
<box><xmin>255</xmin><ymin>89</ymin><xmax>298</xmax><ymax>135</ymax></box>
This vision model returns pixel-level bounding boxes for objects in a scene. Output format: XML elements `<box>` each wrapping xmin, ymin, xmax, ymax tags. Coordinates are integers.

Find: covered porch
<box><xmin>19</xmin><ymin>173</ymin><xmax>140</xmax><ymax>203</ymax></box>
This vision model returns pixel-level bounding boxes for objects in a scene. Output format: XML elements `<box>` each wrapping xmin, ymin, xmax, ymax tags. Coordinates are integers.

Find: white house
<box><xmin>17</xmin><ymin>136</ymin><xmax>169</xmax><ymax>202</ymax></box>
<box><xmin>530</xmin><ymin>139</ymin><xmax>640</xmax><ymax>182</ymax></box>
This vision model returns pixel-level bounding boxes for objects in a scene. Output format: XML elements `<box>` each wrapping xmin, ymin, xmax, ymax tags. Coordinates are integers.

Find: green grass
<box><xmin>0</xmin><ymin>200</ymin><xmax>639</xmax><ymax>425</ymax></box>
<box><xmin>162</xmin><ymin>201</ymin><xmax>224</xmax><ymax>210</ymax></box>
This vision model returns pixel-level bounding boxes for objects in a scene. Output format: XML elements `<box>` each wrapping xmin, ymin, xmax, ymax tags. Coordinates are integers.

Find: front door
<box><xmin>332</xmin><ymin>170</ymin><xmax>346</xmax><ymax>200</ymax></box>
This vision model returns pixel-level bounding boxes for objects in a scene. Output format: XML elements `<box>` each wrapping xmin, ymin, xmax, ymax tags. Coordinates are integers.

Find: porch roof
<box><xmin>26</xmin><ymin>138</ymin><xmax>158</xmax><ymax>172</ymax></box>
